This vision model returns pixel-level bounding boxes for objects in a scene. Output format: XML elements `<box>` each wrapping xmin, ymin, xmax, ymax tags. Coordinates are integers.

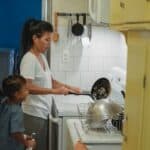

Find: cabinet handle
<box><xmin>123</xmin><ymin>114</ymin><xmax>128</xmax><ymax>142</ymax></box>
<box><xmin>120</xmin><ymin>2</ymin><xmax>125</xmax><ymax>8</ymax></box>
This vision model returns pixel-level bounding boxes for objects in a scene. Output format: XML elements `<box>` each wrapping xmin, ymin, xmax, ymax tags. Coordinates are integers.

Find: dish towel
<box><xmin>74</xmin><ymin>140</ymin><xmax>87</xmax><ymax>150</ymax></box>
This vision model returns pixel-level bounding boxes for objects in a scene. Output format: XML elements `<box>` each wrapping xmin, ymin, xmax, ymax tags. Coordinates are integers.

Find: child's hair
<box><xmin>1</xmin><ymin>75</ymin><xmax>26</xmax><ymax>98</ymax></box>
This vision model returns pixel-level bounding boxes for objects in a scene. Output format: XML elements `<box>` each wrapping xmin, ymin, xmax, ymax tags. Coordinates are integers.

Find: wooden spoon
<box><xmin>52</xmin><ymin>12</ymin><xmax>59</xmax><ymax>42</ymax></box>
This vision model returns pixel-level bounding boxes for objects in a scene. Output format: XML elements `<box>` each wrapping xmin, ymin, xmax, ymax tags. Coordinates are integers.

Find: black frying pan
<box><xmin>69</xmin><ymin>77</ymin><xmax>111</xmax><ymax>100</ymax></box>
<box><xmin>71</xmin><ymin>14</ymin><xmax>84</xmax><ymax>36</ymax></box>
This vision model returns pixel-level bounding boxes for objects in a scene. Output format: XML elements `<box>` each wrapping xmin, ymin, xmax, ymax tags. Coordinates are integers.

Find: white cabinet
<box><xmin>88</xmin><ymin>0</ymin><xmax>125</xmax><ymax>24</ymax></box>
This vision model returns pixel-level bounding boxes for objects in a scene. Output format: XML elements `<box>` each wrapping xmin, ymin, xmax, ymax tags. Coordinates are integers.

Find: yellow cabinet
<box><xmin>141</xmin><ymin>33</ymin><xmax>150</xmax><ymax>150</ymax></box>
<box><xmin>123</xmin><ymin>31</ymin><xmax>150</xmax><ymax>150</ymax></box>
<box><xmin>125</xmin><ymin>0</ymin><xmax>150</xmax><ymax>23</ymax></box>
<box><xmin>109</xmin><ymin>0</ymin><xmax>126</xmax><ymax>24</ymax></box>
<box><xmin>89</xmin><ymin>0</ymin><xmax>150</xmax><ymax>25</ymax></box>
<box><xmin>111</xmin><ymin>0</ymin><xmax>150</xmax><ymax>23</ymax></box>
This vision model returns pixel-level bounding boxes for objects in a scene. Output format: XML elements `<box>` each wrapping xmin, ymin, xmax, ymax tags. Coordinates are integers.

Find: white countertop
<box><xmin>66</xmin><ymin>119</ymin><xmax>123</xmax><ymax>144</ymax></box>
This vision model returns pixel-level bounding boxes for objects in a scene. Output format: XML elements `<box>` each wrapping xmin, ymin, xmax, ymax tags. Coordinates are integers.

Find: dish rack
<box><xmin>77</xmin><ymin>103</ymin><xmax>123</xmax><ymax>133</ymax></box>
<box><xmin>77</xmin><ymin>103</ymin><xmax>92</xmax><ymax>132</ymax></box>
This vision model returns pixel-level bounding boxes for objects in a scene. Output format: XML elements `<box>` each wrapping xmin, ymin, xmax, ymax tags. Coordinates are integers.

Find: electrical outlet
<box><xmin>63</xmin><ymin>50</ymin><xmax>70</xmax><ymax>63</ymax></box>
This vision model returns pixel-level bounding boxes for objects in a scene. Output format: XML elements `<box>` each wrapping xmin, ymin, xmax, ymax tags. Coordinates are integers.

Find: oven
<box><xmin>49</xmin><ymin>95</ymin><xmax>93</xmax><ymax>150</ymax></box>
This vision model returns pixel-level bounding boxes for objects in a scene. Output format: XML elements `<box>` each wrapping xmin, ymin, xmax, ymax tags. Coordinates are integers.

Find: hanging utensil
<box><xmin>81</xmin><ymin>14</ymin><xmax>90</xmax><ymax>47</ymax></box>
<box><xmin>52</xmin><ymin>12</ymin><xmax>59</xmax><ymax>42</ymax></box>
<box><xmin>67</xmin><ymin>14</ymin><xmax>73</xmax><ymax>40</ymax></box>
<box><xmin>87</xmin><ymin>16</ymin><xmax>92</xmax><ymax>41</ymax></box>
<box><xmin>71</xmin><ymin>14</ymin><xmax>84</xmax><ymax>36</ymax></box>
<box><xmin>87</xmin><ymin>22</ymin><xmax>92</xmax><ymax>41</ymax></box>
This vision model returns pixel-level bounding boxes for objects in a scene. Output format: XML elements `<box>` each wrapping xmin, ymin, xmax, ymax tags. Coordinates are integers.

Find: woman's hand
<box><xmin>52</xmin><ymin>79</ymin><xmax>81</xmax><ymax>94</ymax></box>
<box><xmin>52</xmin><ymin>86</ymin><xmax>70</xmax><ymax>95</ymax></box>
<box><xmin>68</xmin><ymin>86</ymin><xmax>81</xmax><ymax>94</ymax></box>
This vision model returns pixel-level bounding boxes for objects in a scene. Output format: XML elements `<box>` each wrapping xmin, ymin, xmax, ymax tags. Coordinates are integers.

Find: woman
<box><xmin>20</xmin><ymin>19</ymin><xmax>80</xmax><ymax>150</ymax></box>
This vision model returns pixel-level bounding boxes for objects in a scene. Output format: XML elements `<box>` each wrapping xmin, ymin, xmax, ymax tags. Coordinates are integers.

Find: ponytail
<box><xmin>21</xmin><ymin>19</ymin><xmax>37</xmax><ymax>56</ymax></box>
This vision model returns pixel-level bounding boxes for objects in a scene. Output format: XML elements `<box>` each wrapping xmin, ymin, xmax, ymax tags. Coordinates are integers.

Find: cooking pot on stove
<box><xmin>86</xmin><ymin>99</ymin><xmax>123</xmax><ymax>128</ymax></box>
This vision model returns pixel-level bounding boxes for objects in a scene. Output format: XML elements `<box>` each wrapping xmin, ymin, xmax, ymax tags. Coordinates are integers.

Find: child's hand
<box><xmin>25</xmin><ymin>139</ymin><xmax>36</xmax><ymax>149</ymax></box>
<box><xmin>24</xmin><ymin>134</ymin><xmax>32</xmax><ymax>140</ymax></box>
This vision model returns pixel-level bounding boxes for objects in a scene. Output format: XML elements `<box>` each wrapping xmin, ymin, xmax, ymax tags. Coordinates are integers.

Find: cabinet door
<box><xmin>141</xmin><ymin>32</ymin><xmax>150</xmax><ymax>150</ymax></box>
<box><xmin>123</xmin><ymin>31</ymin><xmax>147</xmax><ymax>150</ymax></box>
<box><xmin>145</xmin><ymin>0</ymin><xmax>150</xmax><ymax>21</ymax></box>
<box><xmin>125</xmin><ymin>0</ymin><xmax>149</xmax><ymax>23</ymax></box>
<box><xmin>109</xmin><ymin>0</ymin><xmax>126</xmax><ymax>24</ymax></box>
<box><xmin>104</xmin><ymin>0</ymin><xmax>150</xmax><ymax>24</ymax></box>
<box><xmin>110</xmin><ymin>0</ymin><xmax>150</xmax><ymax>24</ymax></box>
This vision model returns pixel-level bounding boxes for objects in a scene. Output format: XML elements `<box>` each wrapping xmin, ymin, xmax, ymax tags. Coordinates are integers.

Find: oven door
<box><xmin>49</xmin><ymin>115</ymin><xmax>62</xmax><ymax>150</ymax></box>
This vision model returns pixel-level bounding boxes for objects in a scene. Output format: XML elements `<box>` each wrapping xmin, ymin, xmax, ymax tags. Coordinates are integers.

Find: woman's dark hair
<box><xmin>21</xmin><ymin>18</ymin><xmax>53</xmax><ymax>55</ymax></box>
<box><xmin>1</xmin><ymin>75</ymin><xmax>26</xmax><ymax>98</ymax></box>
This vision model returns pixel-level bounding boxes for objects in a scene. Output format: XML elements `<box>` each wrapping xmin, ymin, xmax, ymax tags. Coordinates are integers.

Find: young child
<box><xmin>0</xmin><ymin>75</ymin><xmax>36</xmax><ymax>150</ymax></box>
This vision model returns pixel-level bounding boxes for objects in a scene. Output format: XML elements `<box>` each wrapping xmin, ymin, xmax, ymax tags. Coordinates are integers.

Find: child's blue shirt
<box><xmin>0</xmin><ymin>98</ymin><xmax>25</xmax><ymax>150</ymax></box>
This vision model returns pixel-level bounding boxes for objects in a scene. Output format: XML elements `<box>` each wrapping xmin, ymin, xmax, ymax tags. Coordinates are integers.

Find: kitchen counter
<box><xmin>66</xmin><ymin>119</ymin><xmax>123</xmax><ymax>150</ymax></box>
<box><xmin>66</xmin><ymin>119</ymin><xmax>86</xmax><ymax>150</ymax></box>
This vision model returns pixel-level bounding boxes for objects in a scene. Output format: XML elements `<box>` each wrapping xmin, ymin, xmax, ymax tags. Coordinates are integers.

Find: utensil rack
<box><xmin>56</xmin><ymin>12</ymin><xmax>89</xmax><ymax>17</ymax></box>
<box><xmin>52</xmin><ymin>12</ymin><xmax>91</xmax><ymax>41</ymax></box>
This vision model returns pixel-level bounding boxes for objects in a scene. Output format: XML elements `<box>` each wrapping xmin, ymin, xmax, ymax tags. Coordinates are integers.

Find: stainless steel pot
<box><xmin>86</xmin><ymin>99</ymin><xmax>123</xmax><ymax>128</ymax></box>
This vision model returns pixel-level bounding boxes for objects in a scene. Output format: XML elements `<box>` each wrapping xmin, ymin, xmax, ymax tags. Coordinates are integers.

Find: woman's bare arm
<box><xmin>26</xmin><ymin>79</ymin><xmax>69</xmax><ymax>95</ymax></box>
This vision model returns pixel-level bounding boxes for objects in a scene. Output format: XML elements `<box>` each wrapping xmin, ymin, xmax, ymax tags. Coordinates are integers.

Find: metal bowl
<box><xmin>86</xmin><ymin>98</ymin><xmax>123</xmax><ymax>128</ymax></box>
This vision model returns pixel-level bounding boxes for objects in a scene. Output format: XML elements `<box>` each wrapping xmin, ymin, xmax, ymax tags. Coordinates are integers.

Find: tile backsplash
<box><xmin>50</xmin><ymin>26</ymin><xmax>127</xmax><ymax>90</ymax></box>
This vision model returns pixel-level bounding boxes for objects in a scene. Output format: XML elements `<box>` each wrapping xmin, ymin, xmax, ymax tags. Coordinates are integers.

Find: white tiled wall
<box><xmin>50</xmin><ymin>26</ymin><xmax>127</xmax><ymax>90</ymax></box>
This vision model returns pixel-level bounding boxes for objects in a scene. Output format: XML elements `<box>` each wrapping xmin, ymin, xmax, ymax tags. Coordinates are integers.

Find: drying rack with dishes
<box><xmin>77</xmin><ymin>99</ymin><xmax>124</xmax><ymax>134</ymax></box>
